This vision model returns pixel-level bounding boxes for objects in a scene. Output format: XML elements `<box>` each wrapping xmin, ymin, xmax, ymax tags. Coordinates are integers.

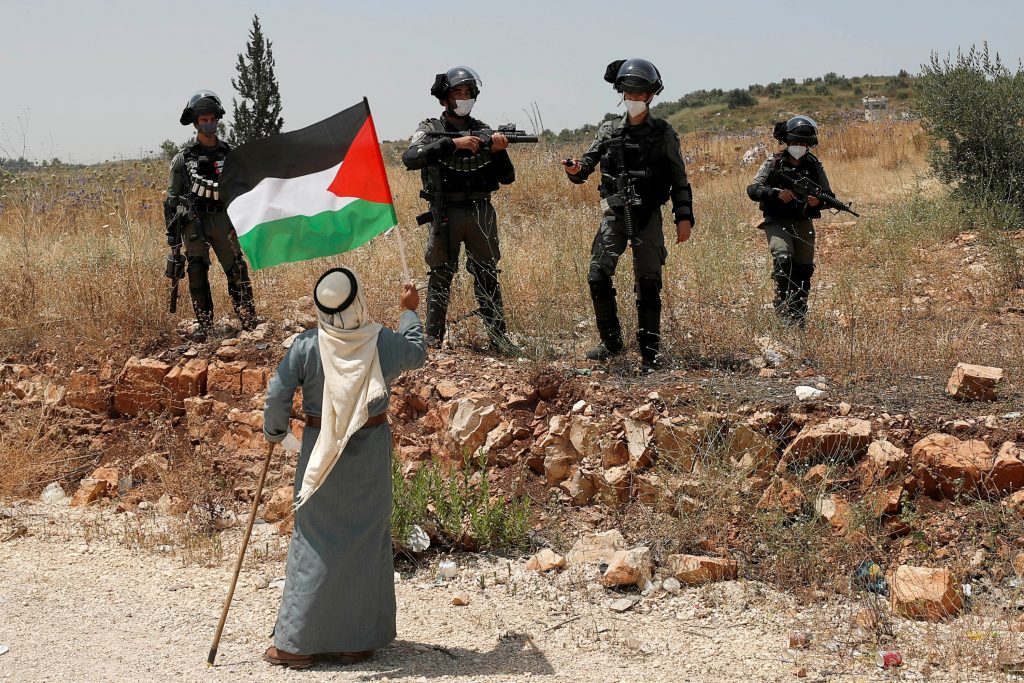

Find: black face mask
<box><xmin>196</xmin><ymin>121</ymin><xmax>218</xmax><ymax>136</ymax></box>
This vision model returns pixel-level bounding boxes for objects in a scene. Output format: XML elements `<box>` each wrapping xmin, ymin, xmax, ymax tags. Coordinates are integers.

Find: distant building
<box><xmin>863</xmin><ymin>96</ymin><xmax>889</xmax><ymax>122</ymax></box>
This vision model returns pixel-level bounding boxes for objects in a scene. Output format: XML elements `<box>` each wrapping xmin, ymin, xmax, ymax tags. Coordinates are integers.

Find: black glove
<box><xmin>166</xmin><ymin>231</ymin><xmax>179</xmax><ymax>247</ymax></box>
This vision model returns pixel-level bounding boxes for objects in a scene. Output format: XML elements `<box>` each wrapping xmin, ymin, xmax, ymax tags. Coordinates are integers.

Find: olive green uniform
<box><xmin>165</xmin><ymin>139</ymin><xmax>256</xmax><ymax>330</ymax></box>
<box><xmin>401</xmin><ymin>113</ymin><xmax>515</xmax><ymax>348</ymax></box>
<box><xmin>567</xmin><ymin>113</ymin><xmax>694</xmax><ymax>365</ymax></box>
<box><xmin>746</xmin><ymin>152</ymin><xmax>831</xmax><ymax>323</ymax></box>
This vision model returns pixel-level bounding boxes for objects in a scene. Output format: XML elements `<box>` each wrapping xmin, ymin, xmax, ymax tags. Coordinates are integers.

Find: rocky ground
<box><xmin>0</xmin><ymin>501</ymin><xmax>1018</xmax><ymax>683</ymax></box>
<box><xmin>2</xmin><ymin>230</ymin><xmax>1024</xmax><ymax>681</ymax></box>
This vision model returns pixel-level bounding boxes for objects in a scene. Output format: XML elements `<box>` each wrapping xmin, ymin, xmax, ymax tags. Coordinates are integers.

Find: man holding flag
<box><xmin>220</xmin><ymin>101</ymin><xmax>425</xmax><ymax>667</ymax></box>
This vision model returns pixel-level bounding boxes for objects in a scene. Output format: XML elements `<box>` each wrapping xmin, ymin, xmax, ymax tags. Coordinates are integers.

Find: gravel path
<box><xmin>0</xmin><ymin>503</ymin><xmax>1005</xmax><ymax>682</ymax></box>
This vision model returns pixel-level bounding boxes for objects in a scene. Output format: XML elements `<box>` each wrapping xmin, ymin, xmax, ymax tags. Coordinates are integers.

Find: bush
<box><xmin>917</xmin><ymin>44</ymin><xmax>1024</xmax><ymax>214</ymax></box>
<box><xmin>391</xmin><ymin>453</ymin><xmax>530</xmax><ymax>554</ymax></box>
<box><xmin>725</xmin><ymin>88</ymin><xmax>756</xmax><ymax>109</ymax></box>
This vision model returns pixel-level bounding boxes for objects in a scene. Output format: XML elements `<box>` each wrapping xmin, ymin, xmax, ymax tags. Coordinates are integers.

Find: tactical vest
<box><xmin>420</xmin><ymin>118</ymin><xmax>504</xmax><ymax>197</ymax></box>
<box><xmin>759</xmin><ymin>152</ymin><xmax>827</xmax><ymax>220</ymax></box>
<box><xmin>598</xmin><ymin>118</ymin><xmax>673</xmax><ymax>210</ymax></box>
<box><xmin>182</xmin><ymin>140</ymin><xmax>230</xmax><ymax>211</ymax></box>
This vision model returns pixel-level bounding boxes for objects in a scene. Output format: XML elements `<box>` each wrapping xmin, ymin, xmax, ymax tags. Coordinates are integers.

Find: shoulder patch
<box><xmin>411</xmin><ymin>130</ymin><xmax>426</xmax><ymax>144</ymax></box>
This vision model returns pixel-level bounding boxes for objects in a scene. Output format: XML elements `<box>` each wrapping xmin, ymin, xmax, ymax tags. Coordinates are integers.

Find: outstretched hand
<box><xmin>400</xmin><ymin>282</ymin><xmax>420</xmax><ymax>311</ymax></box>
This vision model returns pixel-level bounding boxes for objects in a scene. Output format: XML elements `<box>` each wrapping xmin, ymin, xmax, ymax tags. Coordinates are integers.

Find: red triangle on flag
<box><xmin>326</xmin><ymin>115</ymin><xmax>394</xmax><ymax>205</ymax></box>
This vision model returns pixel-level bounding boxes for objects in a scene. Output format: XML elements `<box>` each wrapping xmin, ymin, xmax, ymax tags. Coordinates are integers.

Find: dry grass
<box><xmin>3</xmin><ymin>120</ymin><xmax>1019</xmax><ymax>383</ymax></box>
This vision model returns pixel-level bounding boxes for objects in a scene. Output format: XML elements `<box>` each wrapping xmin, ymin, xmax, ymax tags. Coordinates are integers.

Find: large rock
<box><xmin>988</xmin><ymin>442</ymin><xmax>1024</xmax><ymax>495</ymax></box>
<box><xmin>114</xmin><ymin>357</ymin><xmax>171</xmax><ymax>416</ymax></box>
<box><xmin>600</xmin><ymin>547</ymin><xmax>653</xmax><ymax>588</ymax></box>
<box><xmin>560</xmin><ymin>467</ymin><xmax>597</xmax><ymax>505</ymax></box>
<box><xmin>623</xmin><ymin>418</ymin><xmax>653</xmax><ymax>470</ymax></box>
<box><xmin>446</xmin><ymin>394</ymin><xmax>500</xmax><ymax>455</ymax></box>
<box><xmin>566</xmin><ymin>529</ymin><xmax>626</xmax><ymax>566</ymax></box>
<box><xmin>66</xmin><ymin>372</ymin><xmax>109</xmax><ymax>413</ymax></box>
<box><xmin>911</xmin><ymin>433</ymin><xmax>993</xmax><ymax>498</ymax></box>
<box><xmin>70</xmin><ymin>478</ymin><xmax>108</xmax><ymax>507</ymax></box>
<box><xmin>596</xmin><ymin>466</ymin><xmax>631</xmax><ymax>505</ymax></box>
<box><xmin>633</xmin><ymin>472</ymin><xmax>677</xmax><ymax>513</ymax></box>
<box><xmin>728</xmin><ymin>425</ymin><xmax>776</xmax><ymax>473</ymax></box>
<box><xmin>889</xmin><ymin>565</ymin><xmax>964</xmax><ymax>621</ymax></box>
<box><xmin>864</xmin><ymin>483</ymin><xmax>904</xmax><ymax>517</ymax></box>
<box><xmin>946</xmin><ymin>363</ymin><xmax>1003</xmax><ymax>401</ymax></box>
<box><xmin>569</xmin><ymin>415</ymin><xmax>605</xmax><ymax>457</ymax></box>
<box><xmin>653</xmin><ymin>419</ymin><xmax>701</xmax><ymax>472</ymax></box>
<box><xmin>241</xmin><ymin>367</ymin><xmax>269</xmax><ymax>394</ymax></box>
<box><xmin>89</xmin><ymin>466</ymin><xmax>120</xmax><ymax>493</ymax></box>
<box><xmin>814</xmin><ymin>495</ymin><xmax>853</xmax><ymax>533</ymax></box>
<box><xmin>484</xmin><ymin>421</ymin><xmax>516</xmax><ymax>452</ymax></box>
<box><xmin>207</xmin><ymin>361</ymin><xmax>247</xmax><ymax>395</ymax></box>
<box><xmin>756</xmin><ymin>478</ymin><xmax>806</xmax><ymax>514</ymax></box>
<box><xmin>665</xmin><ymin>554</ymin><xmax>738</xmax><ymax>585</ymax></box>
<box><xmin>262</xmin><ymin>485</ymin><xmax>293</xmax><ymax>523</ymax></box>
<box><xmin>543</xmin><ymin>439</ymin><xmax>578</xmax><ymax>486</ymax></box>
<box><xmin>780</xmin><ymin>418</ymin><xmax>872</xmax><ymax>468</ymax></box>
<box><xmin>859</xmin><ymin>440</ymin><xmax>908</xmax><ymax>488</ymax></box>
<box><xmin>130</xmin><ymin>453</ymin><xmax>169</xmax><ymax>482</ymax></box>
<box><xmin>525</xmin><ymin>548</ymin><xmax>566</xmax><ymax>572</ymax></box>
<box><xmin>163</xmin><ymin>358</ymin><xmax>208</xmax><ymax>416</ymax></box>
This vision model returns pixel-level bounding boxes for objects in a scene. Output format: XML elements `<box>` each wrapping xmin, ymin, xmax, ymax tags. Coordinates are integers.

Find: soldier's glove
<box><xmin>166</xmin><ymin>232</ymin><xmax>179</xmax><ymax>247</ymax></box>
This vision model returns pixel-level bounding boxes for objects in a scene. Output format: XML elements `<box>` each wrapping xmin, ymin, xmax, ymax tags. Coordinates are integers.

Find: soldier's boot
<box><xmin>791</xmin><ymin>263</ymin><xmax>815</xmax><ymax>329</ymax></box>
<box><xmin>469</xmin><ymin>260</ymin><xmax>519</xmax><ymax>356</ymax></box>
<box><xmin>425</xmin><ymin>264</ymin><xmax>455</xmax><ymax>348</ymax></box>
<box><xmin>227</xmin><ymin>259</ymin><xmax>258</xmax><ymax>331</ymax></box>
<box><xmin>585</xmin><ymin>274</ymin><xmax>624</xmax><ymax>361</ymax></box>
<box><xmin>636</xmin><ymin>277</ymin><xmax>663</xmax><ymax>374</ymax></box>
<box><xmin>187</xmin><ymin>256</ymin><xmax>215</xmax><ymax>342</ymax></box>
<box><xmin>771</xmin><ymin>254</ymin><xmax>798</xmax><ymax>325</ymax></box>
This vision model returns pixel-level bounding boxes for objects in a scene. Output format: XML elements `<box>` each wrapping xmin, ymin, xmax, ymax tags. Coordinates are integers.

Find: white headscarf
<box><xmin>295</xmin><ymin>268</ymin><xmax>385</xmax><ymax>508</ymax></box>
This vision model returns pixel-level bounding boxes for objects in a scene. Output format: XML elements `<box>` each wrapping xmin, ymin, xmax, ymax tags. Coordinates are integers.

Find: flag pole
<box><xmin>393</xmin><ymin>224</ymin><xmax>412</xmax><ymax>283</ymax></box>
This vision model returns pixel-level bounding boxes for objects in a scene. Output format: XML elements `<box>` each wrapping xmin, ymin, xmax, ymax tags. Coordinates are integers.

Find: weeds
<box><xmin>392</xmin><ymin>452</ymin><xmax>530</xmax><ymax>554</ymax></box>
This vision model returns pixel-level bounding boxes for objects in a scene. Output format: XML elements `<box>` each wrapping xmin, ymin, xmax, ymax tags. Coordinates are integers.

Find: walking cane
<box><xmin>208</xmin><ymin>441</ymin><xmax>276</xmax><ymax>667</ymax></box>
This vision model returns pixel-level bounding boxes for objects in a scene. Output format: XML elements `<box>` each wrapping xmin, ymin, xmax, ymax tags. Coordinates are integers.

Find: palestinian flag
<box><xmin>221</xmin><ymin>99</ymin><xmax>395</xmax><ymax>270</ymax></box>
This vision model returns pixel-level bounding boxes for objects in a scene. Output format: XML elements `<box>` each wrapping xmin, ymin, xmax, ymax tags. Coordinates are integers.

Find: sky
<box><xmin>2</xmin><ymin>0</ymin><xmax>1023</xmax><ymax>164</ymax></box>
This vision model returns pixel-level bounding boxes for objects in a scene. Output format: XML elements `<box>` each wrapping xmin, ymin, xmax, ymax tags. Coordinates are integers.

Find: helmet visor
<box><xmin>446</xmin><ymin>66</ymin><xmax>482</xmax><ymax>92</ymax></box>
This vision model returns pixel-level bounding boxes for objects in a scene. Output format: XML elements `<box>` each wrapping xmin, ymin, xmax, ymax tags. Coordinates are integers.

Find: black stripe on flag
<box><xmin>221</xmin><ymin>99</ymin><xmax>370</xmax><ymax>210</ymax></box>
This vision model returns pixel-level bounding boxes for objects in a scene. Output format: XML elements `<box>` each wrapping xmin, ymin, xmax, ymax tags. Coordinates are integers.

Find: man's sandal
<box><xmin>263</xmin><ymin>646</ymin><xmax>314</xmax><ymax>670</ymax></box>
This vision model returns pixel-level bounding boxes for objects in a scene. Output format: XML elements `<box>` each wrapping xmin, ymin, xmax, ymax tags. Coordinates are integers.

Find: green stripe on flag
<box><xmin>237</xmin><ymin>199</ymin><xmax>397</xmax><ymax>270</ymax></box>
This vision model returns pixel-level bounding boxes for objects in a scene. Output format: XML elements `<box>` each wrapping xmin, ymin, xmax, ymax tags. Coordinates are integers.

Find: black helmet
<box><xmin>773</xmin><ymin>115</ymin><xmax>818</xmax><ymax>146</ymax></box>
<box><xmin>430</xmin><ymin>66</ymin><xmax>483</xmax><ymax>102</ymax></box>
<box><xmin>604</xmin><ymin>58</ymin><xmax>664</xmax><ymax>95</ymax></box>
<box><xmin>179</xmin><ymin>90</ymin><xmax>226</xmax><ymax>125</ymax></box>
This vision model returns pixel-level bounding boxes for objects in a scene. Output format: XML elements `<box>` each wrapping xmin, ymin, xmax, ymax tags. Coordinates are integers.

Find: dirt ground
<box><xmin>0</xmin><ymin>503</ymin><xmax>1012</xmax><ymax>683</ymax></box>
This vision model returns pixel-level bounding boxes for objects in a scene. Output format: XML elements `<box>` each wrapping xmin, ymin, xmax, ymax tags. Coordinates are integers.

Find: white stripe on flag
<box><xmin>227</xmin><ymin>162</ymin><xmax>358</xmax><ymax>237</ymax></box>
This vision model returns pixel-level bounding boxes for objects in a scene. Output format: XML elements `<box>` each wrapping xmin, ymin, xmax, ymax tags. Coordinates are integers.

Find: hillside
<box><xmin>543</xmin><ymin>73</ymin><xmax>916</xmax><ymax>144</ymax></box>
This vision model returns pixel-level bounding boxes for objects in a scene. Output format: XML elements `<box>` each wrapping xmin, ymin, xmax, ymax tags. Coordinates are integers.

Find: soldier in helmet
<box><xmin>746</xmin><ymin>115</ymin><xmax>831</xmax><ymax>326</ymax></box>
<box><xmin>165</xmin><ymin>90</ymin><xmax>258</xmax><ymax>340</ymax></box>
<box><xmin>401</xmin><ymin>66</ymin><xmax>518</xmax><ymax>355</ymax></box>
<box><xmin>564</xmin><ymin>59</ymin><xmax>695</xmax><ymax>374</ymax></box>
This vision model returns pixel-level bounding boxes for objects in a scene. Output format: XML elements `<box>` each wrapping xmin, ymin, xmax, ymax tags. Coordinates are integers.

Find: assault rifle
<box><xmin>414</xmin><ymin>124</ymin><xmax>538</xmax><ymax>228</ymax></box>
<box><xmin>765</xmin><ymin>169</ymin><xmax>860</xmax><ymax>217</ymax></box>
<box><xmin>600</xmin><ymin>133</ymin><xmax>648</xmax><ymax>244</ymax></box>
<box><xmin>164</xmin><ymin>196</ymin><xmax>197</xmax><ymax>313</ymax></box>
<box><xmin>423</xmin><ymin>123</ymin><xmax>539</xmax><ymax>149</ymax></box>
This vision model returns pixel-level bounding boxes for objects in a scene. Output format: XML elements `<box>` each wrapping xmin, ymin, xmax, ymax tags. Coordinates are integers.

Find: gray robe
<box><xmin>263</xmin><ymin>310</ymin><xmax>427</xmax><ymax>654</ymax></box>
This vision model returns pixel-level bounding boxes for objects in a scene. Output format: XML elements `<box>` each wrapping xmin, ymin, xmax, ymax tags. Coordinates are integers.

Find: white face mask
<box><xmin>623</xmin><ymin>99</ymin><xmax>648</xmax><ymax>116</ymax></box>
<box><xmin>452</xmin><ymin>98</ymin><xmax>475</xmax><ymax>116</ymax></box>
<box><xmin>787</xmin><ymin>145</ymin><xmax>808</xmax><ymax>159</ymax></box>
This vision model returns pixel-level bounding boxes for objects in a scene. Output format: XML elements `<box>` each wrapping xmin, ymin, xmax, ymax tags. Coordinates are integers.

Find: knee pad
<box><xmin>771</xmin><ymin>254</ymin><xmax>793</xmax><ymax>278</ymax></box>
<box><xmin>186</xmin><ymin>256</ymin><xmax>210</xmax><ymax>277</ymax></box>
<box><xmin>588</xmin><ymin>270</ymin><xmax>614</xmax><ymax>298</ymax></box>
